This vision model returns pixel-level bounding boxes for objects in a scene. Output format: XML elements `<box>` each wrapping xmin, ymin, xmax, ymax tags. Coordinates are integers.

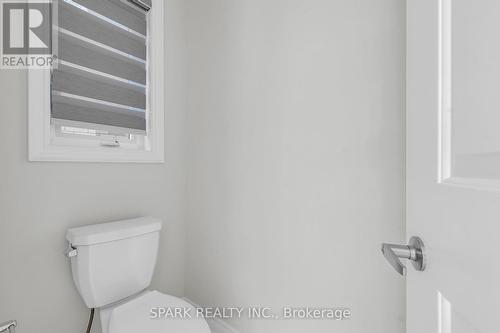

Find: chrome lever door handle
<box><xmin>382</xmin><ymin>243</ymin><xmax>408</xmax><ymax>276</ymax></box>
<box><xmin>381</xmin><ymin>236</ymin><xmax>426</xmax><ymax>276</ymax></box>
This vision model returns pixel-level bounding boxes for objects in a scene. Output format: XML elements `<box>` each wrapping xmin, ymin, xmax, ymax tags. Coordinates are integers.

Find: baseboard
<box><xmin>183</xmin><ymin>298</ymin><xmax>240</xmax><ymax>333</ymax></box>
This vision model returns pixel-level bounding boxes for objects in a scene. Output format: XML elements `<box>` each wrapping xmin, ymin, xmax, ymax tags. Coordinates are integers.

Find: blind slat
<box><xmin>52</xmin><ymin>102</ymin><xmax>146</xmax><ymax>133</ymax></box>
<box><xmin>53</xmin><ymin>70</ymin><xmax>146</xmax><ymax>110</ymax></box>
<box><xmin>57</xmin><ymin>60</ymin><xmax>146</xmax><ymax>93</ymax></box>
<box><xmin>70</xmin><ymin>0</ymin><xmax>147</xmax><ymax>35</ymax></box>
<box><xmin>57</xmin><ymin>27</ymin><xmax>146</xmax><ymax>65</ymax></box>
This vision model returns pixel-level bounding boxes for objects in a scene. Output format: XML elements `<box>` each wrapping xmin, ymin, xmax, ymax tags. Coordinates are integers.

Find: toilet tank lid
<box><xmin>66</xmin><ymin>217</ymin><xmax>162</xmax><ymax>246</ymax></box>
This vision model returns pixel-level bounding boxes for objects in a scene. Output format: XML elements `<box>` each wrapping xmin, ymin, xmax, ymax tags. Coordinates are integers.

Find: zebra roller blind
<box><xmin>51</xmin><ymin>0</ymin><xmax>151</xmax><ymax>134</ymax></box>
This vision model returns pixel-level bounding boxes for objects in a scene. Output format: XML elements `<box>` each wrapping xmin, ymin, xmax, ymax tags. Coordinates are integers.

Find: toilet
<box><xmin>66</xmin><ymin>217</ymin><xmax>210</xmax><ymax>333</ymax></box>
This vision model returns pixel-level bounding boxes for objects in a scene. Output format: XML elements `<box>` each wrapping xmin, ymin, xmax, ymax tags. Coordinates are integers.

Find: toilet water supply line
<box><xmin>86</xmin><ymin>309</ymin><xmax>95</xmax><ymax>333</ymax></box>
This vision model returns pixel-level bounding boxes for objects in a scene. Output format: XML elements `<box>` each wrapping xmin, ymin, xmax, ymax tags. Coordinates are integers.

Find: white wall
<box><xmin>184</xmin><ymin>1</ymin><xmax>406</xmax><ymax>332</ymax></box>
<box><xmin>0</xmin><ymin>1</ymin><xmax>405</xmax><ymax>332</ymax></box>
<box><xmin>0</xmin><ymin>1</ymin><xmax>187</xmax><ymax>332</ymax></box>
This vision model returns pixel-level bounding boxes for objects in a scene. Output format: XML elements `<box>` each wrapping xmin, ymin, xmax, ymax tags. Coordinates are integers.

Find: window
<box><xmin>29</xmin><ymin>0</ymin><xmax>164</xmax><ymax>163</ymax></box>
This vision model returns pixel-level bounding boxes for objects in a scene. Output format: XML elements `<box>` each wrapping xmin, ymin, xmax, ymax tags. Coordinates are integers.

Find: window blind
<box><xmin>51</xmin><ymin>0</ymin><xmax>150</xmax><ymax>135</ymax></box>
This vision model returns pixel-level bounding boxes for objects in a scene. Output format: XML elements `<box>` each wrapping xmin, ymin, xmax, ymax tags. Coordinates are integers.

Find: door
<box><xmin>407</xmin><ymin>0</ymin><xmax>500</xmax><ymax>332</ymax></box>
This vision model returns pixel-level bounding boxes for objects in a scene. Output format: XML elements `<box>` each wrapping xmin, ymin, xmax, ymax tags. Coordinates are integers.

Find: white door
<box><xmin>407</xmin><ymin>0</ymin><xmax>500</xmax><ymax>332</ymax></box>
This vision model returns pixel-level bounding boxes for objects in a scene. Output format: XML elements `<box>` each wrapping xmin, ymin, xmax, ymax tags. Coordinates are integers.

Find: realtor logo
<box><xmin>1</xmin><ymin>0</ymin><xmax>55</xmax><ymax>68</ymax></box>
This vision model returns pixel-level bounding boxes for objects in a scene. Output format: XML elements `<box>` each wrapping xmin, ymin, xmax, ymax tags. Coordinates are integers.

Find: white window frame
<box><xmin>28</xmin><ymin>0</ymin><xmax>164</xmax><ymax>163</ymax></box>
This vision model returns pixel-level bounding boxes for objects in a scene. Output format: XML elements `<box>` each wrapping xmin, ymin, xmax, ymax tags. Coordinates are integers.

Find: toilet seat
<box><xmin>104</xmin><ymin>291</ymin><xmax>211</xmax><ymax>333</ymax></box>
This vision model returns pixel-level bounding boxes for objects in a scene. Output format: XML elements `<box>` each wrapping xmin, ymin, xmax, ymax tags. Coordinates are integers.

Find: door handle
<box><xmin>381</xmin><ymin>236</ymin><xmax>426</xmax><ymax>276</ymax></box>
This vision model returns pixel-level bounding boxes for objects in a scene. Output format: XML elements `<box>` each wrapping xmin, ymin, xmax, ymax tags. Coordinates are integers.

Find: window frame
<box><xmin>28</xmin><ymin>0</ymin><xmax>164</xmax><ymax>163</ymax></box>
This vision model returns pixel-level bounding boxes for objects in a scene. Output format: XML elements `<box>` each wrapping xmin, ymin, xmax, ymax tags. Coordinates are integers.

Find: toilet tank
<box><xmin>66</xmin><ymin>217</ymin><xmax>162</xmax><ymax>308</ymax></box>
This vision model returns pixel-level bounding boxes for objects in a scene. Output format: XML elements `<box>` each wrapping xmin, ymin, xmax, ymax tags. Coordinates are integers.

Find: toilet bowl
<box><xmin>100</xmin><ymin>291</ymin><xmax>209</xmax><ymax>333</ymax></box>
<box><xmin>66</xmin><ymin>217</ymin><xmax>210</xmax><ymax>333</ymax></box>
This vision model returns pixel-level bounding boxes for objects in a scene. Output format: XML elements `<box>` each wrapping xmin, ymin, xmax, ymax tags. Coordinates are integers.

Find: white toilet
<box><xmin>66</xmin><ymin>217</ymin><xmax>210</xmax><ymax>333</ymax></box>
